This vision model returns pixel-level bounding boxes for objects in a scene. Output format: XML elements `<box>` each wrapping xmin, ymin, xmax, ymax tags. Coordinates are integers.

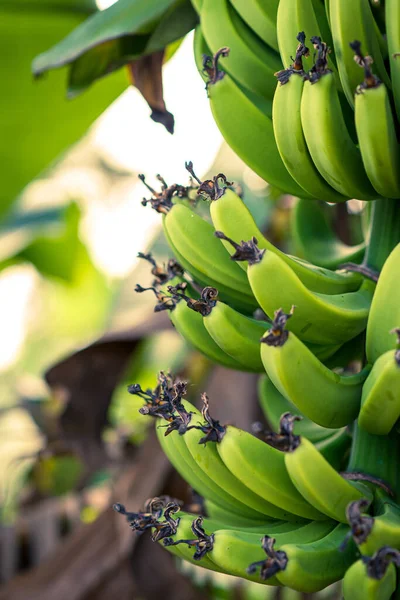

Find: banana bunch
<box><xmin>123</xmin><ymin>379</ymin><xmax>400</xmax><ymax>593</ymax></box>
<box><xmin>129</xmin><ymin>0</ymin><xmax>400</xmax><ymax>593</ymax></box>
<box><xmin>192</xmin><ymin>0</ymin><xmax>400</xmax><ymax>205</ymax></box>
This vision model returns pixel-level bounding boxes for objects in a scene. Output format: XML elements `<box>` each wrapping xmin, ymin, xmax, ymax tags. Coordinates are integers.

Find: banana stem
<box><xmin>363</xmin><ymin>198</ymin><xmax>400</xmax><ymax>272</ymax></box>
<box><xmin>346</xmin><ymin>424</ymin><xmax>400</xmax><ymax>500</ymax></box>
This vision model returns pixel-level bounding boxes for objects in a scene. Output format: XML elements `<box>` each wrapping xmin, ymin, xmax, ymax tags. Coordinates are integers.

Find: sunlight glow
<box><xmin>0</xmin><ymin>266</ymin><xmax>37</xmax><ymax>372</ymax></box>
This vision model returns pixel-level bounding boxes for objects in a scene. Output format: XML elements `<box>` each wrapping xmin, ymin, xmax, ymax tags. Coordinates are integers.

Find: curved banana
<box><xmin>229</xmin><ymin>0</ymin><xmax>279</xmax><ymax>52</ymax></box>
<box><xmin>284</xmin><ymin>436</ymin><xmax>373</xmax><ymax>522</ymax></box>
<box><xmin>358</xmin><ymin>346</ymin><xmax>400</xmax><ymax>435</ymax></box>
<box><xmin>163</xmin><ymin>203</ymin><xmax>258</xmax><ymax>314</ymax></box>
<box><xmin>277</xmin><ymin>0</ymin><xmax>336</xmax><ymax>73</ymax></box>
<box><xmin>301</xmin><ymin>68</ymin><xmax>378</xmax><ymax>200</ymax></box>
<box><xmin>223</xmin><ymin>236</ymin><xmax>374</xmax><ymax>345</ymax></box>
<box><xmin>355</xmin><ymin>63</ymin><xmax>400</xmax><ymax>199</ymax></box>
<box><xmin>207</xmin><ymin>520</ymin><xmax>337</xmax><ymax>584</ymax></box>
<box><xmin>181</xmin><ymin>400</ymin><xmax>296</xmax><ymax>520</ymax></box>
<box><xmin>203</xmin><ymin>299</ymin><xmax>268</xmax><ymax>373</ymax></box>
<box><xmin>346</xmin><ymin>491</ymin><xmax>400</xmax><ymax>556</ymax></box>
<box><xmin>330</xmin><ymin>0</ymin><xmax>391</xmax><ymax>108</ymax></box>
<box><xmin>216</xmin><ymin>424</ymin><xmax>327</xmax><ymax>520</ymax></box>
<box><xmin>386</xmin><ymin>0</ymin><xmax>400</xmax><ymax>121</ymax></box>
<box><xmin>193</xmin><ymin>27</ymin><xmax>308</xmax><ymax>197</ymax></box>
<box><xmin>169</xmin><ymin>299</ymin><xmax>248</xmax><ymax>370</ymax></box>
<box><xmin>201</xmin><ymin>0</ymin><xmax>281</xmax><ymax>100</ymax></box>
<box><xmin>261</xmin><ymin>324</ymin><xmax>371</xmax><ymax>427</ymax></box>
<box><xmin>291</xmin><ymin>198</ymin><xmax>366</xmax><ymax>269</ymax></box>
<box><xmin>275</xmin><ymin>524</ymin><xmax>357</xmax><ymax>592</ymax></box>
<box><xmin>366</xmin><ymin>243</ymin><xmax>400</xmax><ymax>363</ymax></box>
<box><xmin>258</xmin><ymin>374</ymin><xmax>337</xmax><ymax>443</ymax></box>
<box><xmin>272</xmin><ymin>34</ymin><xmax>347</xmax><ymax>203</ymax></box>
<box><xmin>156</xmin><ymin>420</ymin><xmax>269</xmax><ymax>521</ymax></box>
<box><xmin>343</xmin><ymin>555</ymin><xmax>396</xmax><ymax>600</ymax></box>
<box><xmin>210</xmin><ymin>188</ymin><xmax>363</xmax><ymax>294</ymax></box>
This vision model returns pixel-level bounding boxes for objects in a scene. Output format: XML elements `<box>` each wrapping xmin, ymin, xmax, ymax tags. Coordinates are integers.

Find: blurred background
<box><xmin>0</xmin><ymin>2</ymin><xmax>352</xmax><ymax>599</ymax></box>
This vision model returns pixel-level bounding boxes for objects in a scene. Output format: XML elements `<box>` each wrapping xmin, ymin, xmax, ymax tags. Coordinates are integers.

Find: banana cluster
<box><xmin>127</xmin><ymin>0</ymin><xmax>400</xmax><ymax>596</ymax></box>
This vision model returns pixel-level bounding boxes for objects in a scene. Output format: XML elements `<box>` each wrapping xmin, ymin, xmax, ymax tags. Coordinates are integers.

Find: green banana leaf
<box><xmin>33</xmin><ymin>0</ymin><xmax>198</xmax><ymax>95</ymax></box>
<box><xmin>0</xmin><ymin>203</ymin><xmax>88</xmax><ymax>282</ymax></box>
<box><xmin>0</xmin><ymin>4</ymin><xmax>127</xmax><ymax>219</ymax></box>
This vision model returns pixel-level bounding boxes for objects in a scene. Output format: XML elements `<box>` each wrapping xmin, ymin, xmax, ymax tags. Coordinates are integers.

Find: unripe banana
<box><xmin>181</xmin><ymin>400</ymin><xmax>295</xmax><ymax>520</ymax></box>
<box><xmin>275</xmin><ymin>524</ymin><xmax>357</xmax><ymax>592</ymax></box>
<box><xmin>330</xmin><ymin>0</ymin><xmax>391</xmax><ymax>108</ymax></box>
<box><xmin>257</xmin><ymin>374</ymin><xmax>338</xmax><ymax>443</ymax></box>
<box><xmin>273</xmin><ymin>33</ymin><xmax>347</xmax><ymax>203</ymax></box>
<box><xmin>156</xmin><ymin>422</ymin><xmax>269</xmax><ymax>521</ymax></box>
<box><xmin>260</xmin><ymin>324</ymin><xmax>371</xmax><ymax>428</ymax></box>
<box><xmin>285</xmin><ymin>436</ymin><xmax>373</xmax><ymax>522</ymax></box>
<box><xmin>229</xmin><ymin>0</ymin><xmax>279</xmax><ymax>52</ymax></box>
<box><xmin>354</xmin><ymin>65</ymin><xmax>400</xmax><ymax>199</ymax></box>
<box><xmin>301</xmin><ymin>69</ymin><xmax>378</xmax><ymax>200</ymax></box>
<box><xmin>201</xmin><ymin>0</ymin><xmax>281</xmax><ymax>100</ymax></box>
<box><xmin>208</xmin><ymin>520</ymin><xmax>337</xmax><ymax>585</ymax></box>
<box><xmin>216</xmin><ymin>424</ymin><xmax>327</xmax><ymax>520</ymax></box>
<box><xmin>193</xmin><ymin>27</ymin><xmax>308</xmax><ymax>197</ymax></box>
<box><xmin>343</xmin><ymin>555</ymin><xmax>397</xmax><ymax>600</ymax></box>
<box><xmin>358</xmin><ymin>346</ymin><xmax>400</xmax><ymax>435</ymax></box>
<box><xmin>219</xmin><ymin>235</ymin><xmax>374</xmax><ymax>346</ymax></box>
<box><xmin>366</xmin><ymin>243</ymin><xmax>400</xmax><ymax>363</ymax></box>
<box><xmin>346</xmin><ymin>491</ymin><xmax>400</xmax><ymax>556</ymax></box>
<box><xmin>210</xmin><ymin>188</ymin><xmax>363</xmax><ymax>294</ymax></box>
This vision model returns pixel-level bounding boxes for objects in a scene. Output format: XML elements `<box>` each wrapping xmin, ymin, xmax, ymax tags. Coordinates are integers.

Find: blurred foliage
<box><xmin>0</xmin><ymin>1</ymin><xmax>127</xmax><ymax>218</ymax></box>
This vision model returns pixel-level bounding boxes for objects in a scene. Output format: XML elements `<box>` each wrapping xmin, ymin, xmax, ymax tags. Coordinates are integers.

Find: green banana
<box><xmin>209</xmin><ymin>188</ymin><xmax>363</xmax><ymax>294</ymax></box>
<box><xmin>241</xmin><ymin>524</ymin><xmax>356</xmax><ymax>591</ymax></box>
<box><xmin>386</xmin><ymin>0</ymin><xmax>400</xmax><ymax>121</ymax></box>
<box><xmin>291</xmin><ymin>198</ymin><xmax>366</xmax><ymax>269</ymax></box>
<box><xmin>277</xmin><ymin>0</ymin><xmax>336</xmax><ymax>73</ymax></box>
<box><xmin>346</xmin><ymin>491</ymin><xmax>400</xmax><ymax>556</ymax></box>
<box><xmin>343</xmin><ymin>557</ymin><xmax>396</xmax><ymax>600</ymax></box>
<box><xmin>260</xmin><ymin>323</ymin><xmax>371</xmax><ymax>427</ymax></box>
<box><xmin>208</xmin><ymin>520</ymin><xmax>337</xmax><ymax>584</ymax></box>
<box><xmin>193</xmin><ymin>27</ymin><xmax>309</xmax><ymax>197</ymax></box>
<box><xmin>285</xmin><ymin>437</ymin><xmax>373</xmax><ymax>523</ymax></box>
<box><xmin>314</xmin><ymin>427</ymin><xmax>352</xmax><ymax>471</ymax></box>
<box><xmin>272</xmin><ymin>34</ymin><xmax>347</xmax><ymax>203</ymax></box>
<box><xmin>366</xmin><ymin>243</ymin><xmax>400</xmax><ymax>363</ymax></box>
<box><xmin>156</xmin><ymin>420</ymin><xmax>269</xmax><ymax>521</ymax></box>
<box><xmin>201</xmin><ymin>0</ymin><xmax>281</xmax><ymax>100</ymax></box>
<box><xmin>274</xmin><ymin>524</ymin><xmax>357</xmax><ymax>592</ymax></box>
<box><xmin>229</xmin><ymin>0</ymin><xmax>279</xmax><ymax>52</ymax></box>
<box><xmin>181</xmin><ymin>399</ymin><xmax>297</xmax><ymax>520</ymax></box>
<box><xmin>202</xmin><ymin>297</ymin><xmax>341</xmax><ymax>373</ymax></box>
<box><xmin>136</xmin><ymin>274</ymin><xmax>246</xmax><ymax>370</ymax></box>
<box><xmin>202</xmin><ymin>298</ymin><xmax>270</xmax><ymax>372</ymax></box>
<box><xmin>354</xmin><ymin>57</ymin><xmax>400</xmax><ymax>199</ymax></box>
<box><xmin>301</xmin><ymin>69</ymin><xmax>378</xmax><ymax>200</ymax></box>
<box><xmin>330</xmin><ymin>0</ymin><xmax>391</xmax><ymax>108</ymax></box>
<box><xmin>216</xmin><ymin>424</ymin><xmax>327</xmax><ymax>520</ymax></box>
<box><xmin>163</xmin><ymin>203</ymin><xmax>258</xmax><ymax>314</ymax></box>
<box><xmin>258</xmin><ymin>374</ymin><xmax>336</xmax><ymax>443</ymax></box>
<box><xmin>220</xmin><ymin>235</ymin><xmax>374</xmax><ymax>345</ymax></box>
<box><xmin>358</xmin><ymin>346</ymin><xmax>400</xmax><ymax>435</ymax></box>
<box><xmin>169</xmin><ymin>298</ymin><xmax>248</xmax><ymax>371</ymax></box>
